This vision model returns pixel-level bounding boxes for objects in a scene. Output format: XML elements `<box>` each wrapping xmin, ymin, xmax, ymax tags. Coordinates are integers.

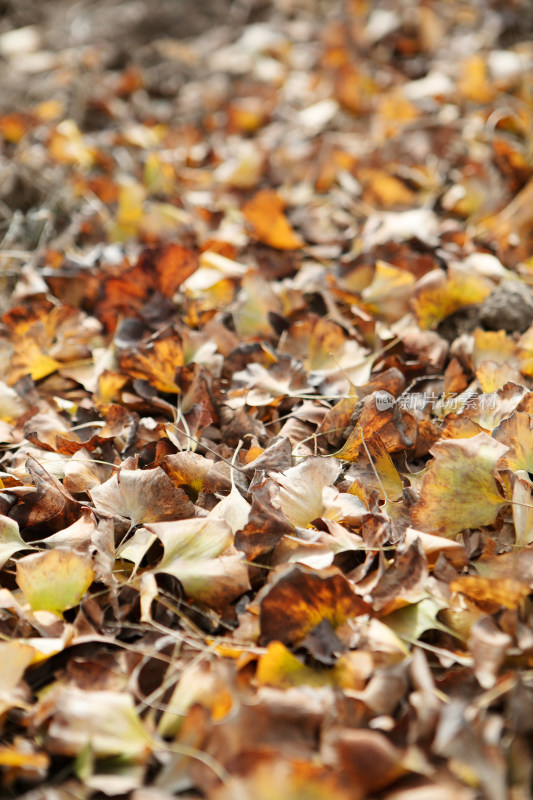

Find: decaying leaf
<box><xmin>410</xmin><ymin>433</ymin><xmax>508</xmax><ymax>537</ymax></box>
<box><xmin>259</xmin><ymin>565</ymin><xmax>370</xmax><ymax>647</ymax></box>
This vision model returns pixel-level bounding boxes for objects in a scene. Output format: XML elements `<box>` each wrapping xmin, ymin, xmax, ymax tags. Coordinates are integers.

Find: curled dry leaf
<box><xmin>10</xmin><ymin>456</ymin><xmax>81</xmax><ymax>536</ymax></box>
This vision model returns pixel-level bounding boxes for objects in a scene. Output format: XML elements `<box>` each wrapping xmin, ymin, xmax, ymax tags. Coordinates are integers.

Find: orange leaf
<box><xmin>242</xmin><ymin>189</ymin><xmax>303</xmax><ymax>250</ymax></box>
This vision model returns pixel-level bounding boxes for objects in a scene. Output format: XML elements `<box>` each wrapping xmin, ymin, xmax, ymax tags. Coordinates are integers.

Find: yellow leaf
<box><xmin>458</xmin><ymin>55</ymin><xmax>494</xmax><ymax>103</ymax></box>
<box><xmin>16</xmin><ymin>550</ymin><xmax>94</xmax><ymax>617</ymax></box>
<box><xmin>450</xmin><ymin>576</ymin><xmax>529</xmax><ymax>610</ymax></box>
<box><xmin>412</xmin><ymin>267</ymin><xmax>492</xmax><ymax>330</ymax></box>
<box><xmin>361</xmin><ymin>260</ymin><xmax>416</xmax><ymax>322</ymax></box>
<box><xmin>410</xmin><ymin>433</ymin><xmax>508</xmax><ymax>537</ymax></box>
<box><xmin>493</xmin><ymin>411</ymin><xmax>533</xmax><ymax>473</ymax></box>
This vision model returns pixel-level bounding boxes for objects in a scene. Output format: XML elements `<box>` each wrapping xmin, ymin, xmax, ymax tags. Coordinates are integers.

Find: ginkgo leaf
<box><xmin>0</xmin><ymin>515</ymin><xmax>35</xmax><ymax>568</ymax></box>
<box><xmin>270</xmin><ymin>457</ymin><xmax>341</xmax><ymax>528</ymax></box>
<box><xmin>518</xmin><ymin>323</ymin><xmax>533</xmax><ymax>376</ymax></box>
<box><xmin>117</xmin><ymin>528</ymin><xmax>156</xmax><ymax>573</ymax></box>
<box><xmin>259</xmin><ymin>565</ymin><xmax>370</xmax><ymax>647</ymax></box>
<box><xmin>46</xmin><ymin>687</ymin><xmax>152</xmax><ymax>758</ymax></box>
<box><xmin>361</xmin><ymin>260</ymin><xmax>416</xmax><ymax>322</ymax></box>
<box><xmin>450</xmin><ymin>575</ymin><xmax>530</xmax><ymax>611</ymax></box>
<box><xmin>157</xmin><ymin>660</ymin><xmax>234</xmax><ymax>739</ymax></box>
<box><xmin>473</xmin><ymin>329</ymin><xmax>517</xmax><ymax>370</ymax></box>
<box><xmin>156</xmin><ymin>554</ymin><xmax>250</xmax><ymax>609</ymax></box>
<box><xmin>147</xmin><ymin>517</ymin><xmax>233</xmax><ymax>564</ymax></box>
<box><xmin>384</xmin><ymin>596</ymin><xmax>462</xmax><ymax>642</ymax></box>
<box><xmin>208</xmin><ymin>483</ymin><xmax>251</xmax><ymax>534</ymax></box>
<box><xmin>89</xmin><ymin>467</ymin><xmax>194</xmax><ymax>527</ymax></box>
<box><xmin>492</xmin><ymin>411</ymin><xmax>533</xmax><ymax>473</ymax></box>
<box><xmin>333</xmin><ymin>394</ymin><xmax>416</xmax><ymax>461</ymax></box>
<box><xmin>160</xmin><ymin>451</ymin><xmax>213</xmax><ymax>495</ymax></box>
<box><xmin>256</xmin><ymin>641</ymin><xmax>333</xmax><ymax>689</ymax></box>
<box><xmin>410</xmin><ymin>433</ymin><xmax>509</xmax><ymax>537</ymax></box>
<box><xmin>403</xmin><ymin>527</ymin><xmax>467</xmax><ymax>568</ymax></box>
<box><xmin>145</xmin><ymin>517</ymin><xmax>250</xmax><ymax>608</ymax></box>
<box><xmin>16</xmin><ymin>550</ymin><xmax>94</xmax><ymax>617</ymax></box>
<box><xmin>361</xmin><ymin>432</ymin><xmax>404</xmax><ymax>501</ymax></box>
<box><xmin>118</xmin><ymin>337</ymin><xmax>184</xmax><ymax>394</ymax></box>
<box><xmin>242</xmin><ymin>189</ymin><xmax>304</xmax><ymax>250</ymax></box>
<box><xmin>412</xmin><ymin>267</ymin><xmax>492</xmax><ymax>330</ymax></box>
<box><xmin>232</xmin><ymin>270</ymin><xmax>283</xmax><ymax>339</ymax></box>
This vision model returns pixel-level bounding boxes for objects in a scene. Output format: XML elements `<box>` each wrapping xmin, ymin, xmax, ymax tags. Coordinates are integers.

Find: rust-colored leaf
<box><xmin>259</xmin><ymin>565</ymin><xmax>370</xmax><ymax>647</ymax></box>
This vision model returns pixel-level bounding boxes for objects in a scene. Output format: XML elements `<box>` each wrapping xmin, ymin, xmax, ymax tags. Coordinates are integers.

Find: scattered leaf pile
<box><xmin>1</xmin><ymin>0</ymin><xmax>533</xmax><ymax>797</ymax></box>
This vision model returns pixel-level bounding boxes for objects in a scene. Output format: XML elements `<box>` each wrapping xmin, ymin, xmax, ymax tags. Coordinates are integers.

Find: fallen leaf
<box><xmin>0</xmin><ymin>515</ymin><xmax>35</xmax><ymax>568</ymax></box>
<box><xmin>10</xmin><ymin>456</ymin><xmax>81</xmax><ymax>536</ymax></box>
<box><xmin>322</xmin><ymin>727</ymin><xmax>407</xmax><ymax>793</ymax></box>
<box><xmin>242</xmin><ymin>189</ymin><xmax>304</xmax><ymax>250</ymax></box>
<box><xmin>493</xmin><ymin>411</ymin><xmax>533</xmax><ymax>473</ymax></box>
<box><xmin>89</xmin><ymin>466</ymin><xmax>194</xmax><ymax>526</ymax></box>
<box><xmin>146</xmin><ymin>517</ymin><xmax>250</xmax><ymax>609</ymax></box>
<box><xmin>45</xmin><ymin>687</ymin><xmax>152</xmax><ymax>758</ymax></box>
<box><xmin>412</xmin><ymin>268</ymin><xmax>492</xmax><ymax>330</ymax></box>
<box><xmin>16</xmin><ymin>550</ymin><xmax>94</xmax><ymax>617</ymax></box>
<box><xmin>259</xmin><ymin>565</ymin><xmax>370</xmax><ymax>647</ymax></box>
<box><xmin>119</xmin><ymin>336</ymin><xmax>184</xmax><ymax>394</ymax></box>
<box><xmin>512</xmin><ymin>477</ymin><xmax>533</xmax><ymax>547</ymax></box>
<box><xmin>410</xmin><ymin>433</ymin><xmax>508</xmax><ymax>537</ymax></box>
<box><xmin>450</xmin><ymin>575</ymin><xmax>530</xmax><ymax>611</ymax></box>
<box><xmin>0</xmin><ymin>641</ymin><xmax>35</xmax><ymax>715</ymax></box>
<box><xmin>362</xmin><ymin>260</ymin><xmax>416</xmax><ymax>321</ymax></box>
<box><xmin>270</xmin><ymin>456</ymin><xmax>341</xmax><ymax>527</ymax></box>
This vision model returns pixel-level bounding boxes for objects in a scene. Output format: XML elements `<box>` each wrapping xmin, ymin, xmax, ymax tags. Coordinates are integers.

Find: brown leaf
<box><xmin>235</xmin><ymin>477</ymin><xmax>294</xmax><ymax>560</ymax></box>
<box><xmin>334</xmin><ymin>392</ymin><xmax>417</xmax><ymax>460</ymax></box>
<box><xmin>259</xmin><ymin>565</ymin><xmax>370</xmax><ymax>647</ymax></box>
<box><xmin>322</xmin><ymin>727</ymin><xmax>407</xmax><ymax>793</ymax></box>
<box><xmin>10</xmin><ymin>457</ymin><xmax>81</xmax><ymax>537</ymax></box>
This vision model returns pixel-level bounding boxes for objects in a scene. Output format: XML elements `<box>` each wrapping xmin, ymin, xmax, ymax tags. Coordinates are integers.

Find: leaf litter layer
<box><xmin>1</xmin><ymin>0</ymin><xmax>533</xmax><ymax>797</ymax></box>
